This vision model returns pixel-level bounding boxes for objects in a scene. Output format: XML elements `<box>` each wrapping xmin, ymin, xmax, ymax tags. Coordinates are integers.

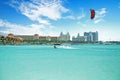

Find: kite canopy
<box><xmin>90</xmin><ymin>9</ymin><xmax>95</xmax><ymax>19</ymax></box>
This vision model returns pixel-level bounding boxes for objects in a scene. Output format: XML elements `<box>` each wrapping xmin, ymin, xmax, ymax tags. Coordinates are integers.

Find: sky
<box><xmin>0</xmin><ymin>0</ymin><xmax>120</xmax><ymax>41</ymax></box>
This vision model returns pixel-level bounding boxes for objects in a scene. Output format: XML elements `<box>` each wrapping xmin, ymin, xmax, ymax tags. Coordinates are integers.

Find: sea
<box><xmin>0</xmin><ymin>44</ymin><xmax>120</xmax><ymax>80</ymax></box>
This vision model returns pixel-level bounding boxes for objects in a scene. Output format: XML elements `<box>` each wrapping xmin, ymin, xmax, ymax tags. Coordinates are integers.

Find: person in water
<box><xmin>54</xmin><ymin>45</ymin><xmax>57</xmax><ymax>49</ymax></box>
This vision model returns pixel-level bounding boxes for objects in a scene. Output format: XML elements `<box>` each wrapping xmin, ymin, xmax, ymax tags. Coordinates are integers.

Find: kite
<box><xmin>90</xmin><ymin>9</ymin><xmax>95</xmax><ymax>19</ymax></box>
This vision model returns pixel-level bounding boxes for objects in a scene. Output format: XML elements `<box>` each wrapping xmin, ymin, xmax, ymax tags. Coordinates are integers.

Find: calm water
<box><xmin>0</xmin><ymin>44</ymin><xmax>120</xmax><ymax>80</ymax></box>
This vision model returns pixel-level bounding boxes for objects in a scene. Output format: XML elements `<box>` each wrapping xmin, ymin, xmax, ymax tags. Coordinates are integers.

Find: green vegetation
<box><xmin>0</xmin><ymin>35</ymin><xmax>22</xmax><ymax>45</ymax></box>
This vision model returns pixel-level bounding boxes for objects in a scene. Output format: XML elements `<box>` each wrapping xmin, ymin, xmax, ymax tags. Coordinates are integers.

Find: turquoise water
<box><xmin>0</xmin><ymin>44</ymin><xmax>120</xmax><ymax>80</ymax></box>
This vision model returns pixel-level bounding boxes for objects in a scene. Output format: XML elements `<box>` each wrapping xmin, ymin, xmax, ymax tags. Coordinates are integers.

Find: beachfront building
<box><xmin>16</xmin><ymin>34</ymin><xmax>46</xmax><ymax>41</ymax></box>
<box><xmin>92</xmin><ymin>31</ymin><xmax>98</xmax><ymax>42</ymax></box>
<box><xmin>59</xmin><ymin>32</ymin><xmax>70</xmax><ymax>41</ymax></box>
<box><xmin>50</xmin><ymin>36</ymin><xmax>59</xmax><ymax>42</ymax></box>
<box><xmin>84</xmin><ymin>31</ymin><xmax>98</xmax><ymax>42</ymax></box>
<box><xmin>72</xmin><ymin>33</ymin><xmax>87</xmax><ymax>42</ymax></box>
<box><xmin>33</xmin><ymin>34</ymin><xmax>39</xmax><ymax>40</ymax></box>
<box><xmin>39</xmin><ymin>36</ymin><xmax>47</xmax><ymax>41</ymax></box>
<box><xmin>15</xmin><ymin>35</ymin><xmax>34</xmax><ymax>40</ymax></box>
<box><xmin>39</xmin><ymin>36</ymin><xmax>59</xmax><ymax>42</ymax></box>
<box><xmin>16</xmin><ymin>34</ymin><xmax>59</xmax><ymax>42</ymax></box>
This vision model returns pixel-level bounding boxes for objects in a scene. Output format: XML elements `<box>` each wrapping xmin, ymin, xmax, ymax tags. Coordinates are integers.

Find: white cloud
<box><xmin>94</xmin><ymin>19</ymin><xmax>104</xmax><ymax>24</ymax></box>
<box><xmin>77</xmin><ymin>8</ymin><xmax>85</xmax><ymax>20</ymax></box>
<box><xmin>63</xmin><ymin>15</ymin><xmax>75</xmax><ymax>20</ymax></box>
<box><xmin>0</xmin><ymin>19</ymin><xmax>55</xmax><ymax>35</ymax></box>
<box><xmin>77</xmin><ymin>14</ymin><xmax>85</xmax><ymax>20</ymax></box>
<box><xmin>9</xmin><ymin>0</ymin><xmax>69</xmax><ymax>25</ymax></box>
<box><xmin>0</xmin><ymin>19</ymin><xmax>5</xmax><ymax>26</ymax></box>
<box><xmin>77</xmin><ymin>21</ymin><xmax>87</xmax><ymax>27</ymax></box>
<box><xmin>62</xmin><ymin>8</ymin><xmax>85</xmax><ymax>20</ymax></box>
<box><xmin>94</xmin><ymin>8</ymin><xmax>107</xmax><ymax>24</ymax></box>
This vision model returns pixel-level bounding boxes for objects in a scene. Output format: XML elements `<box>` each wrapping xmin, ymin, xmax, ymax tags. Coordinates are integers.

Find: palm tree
<box><xmin>0</xmin><ymin>36</ymin><xmax>6</xmax><ymax>45</ymax></box>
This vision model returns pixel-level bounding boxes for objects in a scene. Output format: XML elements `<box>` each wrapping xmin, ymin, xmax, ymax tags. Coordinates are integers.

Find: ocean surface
<box><xmin>0</xmin><ymin>44</ymin><xmax>120</xmax><ymax>80</ymax></box>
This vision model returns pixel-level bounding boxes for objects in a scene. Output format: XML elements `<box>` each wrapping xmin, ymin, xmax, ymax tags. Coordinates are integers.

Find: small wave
<box><xmin>58</xmin><ymin>45</ymin><xmax>76</xmax><ymax>49</ymax></box>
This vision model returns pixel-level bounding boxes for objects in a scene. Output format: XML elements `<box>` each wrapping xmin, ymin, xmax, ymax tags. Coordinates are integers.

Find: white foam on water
<box><xmin>58</xmin><ymin>45</ymin><xmax>76</xmax><ymax>49</ymax></box>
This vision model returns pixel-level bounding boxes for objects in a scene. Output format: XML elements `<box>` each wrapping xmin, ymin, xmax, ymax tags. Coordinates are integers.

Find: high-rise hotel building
<box><xmin>84</xmin><ymin>31</ymin><xmax>98</xmax><ymax>42</ymax></box>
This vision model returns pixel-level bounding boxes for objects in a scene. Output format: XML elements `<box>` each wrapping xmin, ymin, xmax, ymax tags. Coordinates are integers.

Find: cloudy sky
<box><xmin>0</xmin><ymin>0</ymin><xmax>120</xmax><ymax>41</ymax></box>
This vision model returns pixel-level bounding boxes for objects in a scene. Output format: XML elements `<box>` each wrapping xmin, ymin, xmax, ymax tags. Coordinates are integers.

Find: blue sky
<box><xmin>0</xmin><ymin>0</ymin><xmax>120</xmax><ymax>41</ymax></box>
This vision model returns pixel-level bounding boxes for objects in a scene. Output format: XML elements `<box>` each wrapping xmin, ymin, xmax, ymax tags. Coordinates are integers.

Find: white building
<box><xmin>72</xmin><ymin>33</ymin><xmax>87</xmax><ymax>42</ymax></box>
<box><xmin>15</xmin><ymin>34</ymin><xmax>59</xmax><ymax>42</ymax></box>
<box><xmin>33</xmin><ymin>34</ymin><xmax>39</xmax><ymax>40</ymax></box>
<box><xmin>84</xmin><ymin>31</ymin><xmax>98</xmax><ymax>42</ymax></box>
<box><xmin>59</xmin><ymin>32</ymin><xmax>70</xmax><ymax>41</ymax></box>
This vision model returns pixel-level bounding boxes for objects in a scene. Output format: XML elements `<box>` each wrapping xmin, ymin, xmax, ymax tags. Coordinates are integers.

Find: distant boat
<box><xmin>54</xmin><ymin>43</ymin><xmax>61</xmax><ymax>45</ymax></box>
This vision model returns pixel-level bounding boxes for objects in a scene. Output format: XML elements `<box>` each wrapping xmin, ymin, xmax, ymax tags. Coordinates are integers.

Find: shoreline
<box><xmin>0</xmin><ymin>41</ymin><xmax>120</xmax><ymax>46</ymax></box>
